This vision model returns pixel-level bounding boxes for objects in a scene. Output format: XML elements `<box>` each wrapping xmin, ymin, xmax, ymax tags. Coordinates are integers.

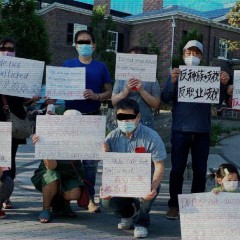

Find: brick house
<box><xmin>38</xmin><ymin>0</ymin><xmax>240</xmax><ymax>82</ymax></box>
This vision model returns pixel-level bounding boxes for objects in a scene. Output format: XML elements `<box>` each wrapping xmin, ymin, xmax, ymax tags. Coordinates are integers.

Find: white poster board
<box><xmin>101</xmin><ymin>152</ymin><xmax>151</xmax><ymax>198</ymax></box>
<box><xmin>45</xmin><ymin>66</ymin><xmax>86</xmax><ymax>100</ymax></box>
<box><xmin>178</xmin><ymin>66</ymin><xmax>221</xmax><ymax>103</ymax></box>
<box><xmin>179</xmin><ymin>192</ymin><xmax>240</xmax><ymax>240</ymax></box>
<box><xmin>232</xmin><ymin>70</ymin><xmax>240</xmax><ymax>109</ymax></box>
<box><xmin>0</xmin><ymin>122</ymin><xmax>12</xmax><ymax>167</ymax></box>
<box><xmin>0</xmin><ymin>55</ymin><xmax>44</xmax><ymax>98</ymax></box>
<box><xmin>115</xmin><ymin>53</ymin><xmax>157</xmax><ymax>82</ymax></box>
<box><xmin>35</xmin><ymin>115</ymin><xmax>106</xmax><ymax>160</ymax></box>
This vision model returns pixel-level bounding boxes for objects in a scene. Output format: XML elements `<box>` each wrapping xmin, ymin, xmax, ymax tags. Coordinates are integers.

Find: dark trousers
<box><xmin>101</xmin><ymin>187</ymin><xmax>159</xmax><ymax>228</ymax></box>
<box><xmin>168</xmin><ymin>131</ymin><xmax>210</xmax><ymax>208</ymax></box>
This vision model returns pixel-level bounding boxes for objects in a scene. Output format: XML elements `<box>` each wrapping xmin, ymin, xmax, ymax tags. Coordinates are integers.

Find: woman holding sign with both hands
<box><xmin>0</xmin><ymin>38</ymin><xmax>40</xmax><ymax>210</ymax></box>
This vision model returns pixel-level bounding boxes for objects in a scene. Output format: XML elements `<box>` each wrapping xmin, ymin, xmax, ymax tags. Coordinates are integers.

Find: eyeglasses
<box><xmin>77</xmin><ymin>40</ymin><xmax>91</xmax><ymax>45</ymax></box>
<box><xmin>116</xmin><ymin>113</ymin><xmax>137</xmax><ymax>120</ymax></box>
<box><xmin>0</xmin><ymin>46</ymin><xmax>15</xmax><ymax>52</ymax></box>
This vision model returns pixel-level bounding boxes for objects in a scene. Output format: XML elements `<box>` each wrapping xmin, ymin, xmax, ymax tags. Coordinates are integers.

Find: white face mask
<box><xmin>223</xmin><ymin>181</ymin><xmax>238</xmax><ymax>192</ymax></box>
<box><xmin>184</xmin><ymin>56</ymin><xmax>200</xmax><ymax>66</ymax></box>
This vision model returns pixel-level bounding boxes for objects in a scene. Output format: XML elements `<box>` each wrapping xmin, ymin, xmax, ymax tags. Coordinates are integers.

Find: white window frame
<box><xmin>218</xmin><ymin>38</ymin><xmax>228</xmax><ymax>59</ymax></box>
<box><xmin>107</xmin><ymin>30</ymin><xmax>118</xmax><ymax>53</ymax></box>
<box><xmin>72</xmin><ymin>23</ymin><xmax>88</xmax><ymax>46</ymax></box>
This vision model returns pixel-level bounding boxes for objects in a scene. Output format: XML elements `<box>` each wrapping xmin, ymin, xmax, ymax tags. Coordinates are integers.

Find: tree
<box><xmin>0</xmin><ymin>0</ymin><xmax>51</xmax><ymax>63</ymax></box>
<box><xmin>90</xmin><ymin>5</ymin><xmax>116</xmax><ymax>80</ymax></box>
<box><xmin>172</xmin><ymin>29</ymin><xmax>202</xmax><ymax>68</ymax></box>
<box><xmin>227</xmin><ymin>0</ymin><xmax>240</xmax><ymax>51</ymax></box>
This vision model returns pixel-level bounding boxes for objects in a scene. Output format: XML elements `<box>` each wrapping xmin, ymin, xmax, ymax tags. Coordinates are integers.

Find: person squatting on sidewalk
<box><xmin>161</xmin><ymin>40</ymin><xmax>231</xmax><ymax>220</ymax></box>
<box><xmin>100</xmin><ymin>98</ymin><xmax>166</xmax><ymax>238</ymax></box>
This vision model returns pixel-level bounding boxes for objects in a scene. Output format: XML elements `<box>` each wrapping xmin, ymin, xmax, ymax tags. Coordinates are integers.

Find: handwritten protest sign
<box><xmin>0</xmin><ymin>122</ymin><xmax>12</xmax><ymax>167</ymax></box>
<box><xmin>46</xmin><ymin>66</ymin><xmax>86</xmax><ymax>100</ymax></box>
<box><xmin>178</xmin><ymin>66</ymin><xmax>221</xmax><ymax>104</ymax></box>
<box><xmin>179</xmin><ymin>192</ymin><xmax>240</xmax><ymax>240</ymax></box>
<box><xmin>115</xmin><ymin>53</ymin><xmax>157</xmax><ymax>82</ymax></box>
<box><xmin>101</xmin><ymin>152</ymin><xmax>151</xmax><ymax>198</ymax></box>
<box><xmin>0</xmin><ymin>55</ymin><xmax>44</xmax><ymax>98</ymax></box>
<box><xmin>35</xmin><ymin>115</ymin><xmax>106</xmax><ymax>160</ymax></box>
<box><xmin>232</xmin><ymin>70</ymin><xmax>240</xmax><ymax>109</ymax></box>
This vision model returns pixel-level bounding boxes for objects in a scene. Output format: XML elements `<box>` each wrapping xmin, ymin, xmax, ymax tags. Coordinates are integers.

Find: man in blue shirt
<box><xmin>101</xmin><ymin>98</ymin><xmax>166</xmax><ymax>238</ymax></box>
<box><xmin>63</xmin><ymin>30</ymin><xmax>112</xmax><ymax>212</ymax></box>
<box><xmin>161</xmin><ymin>40</ymin><xmax>230</xmax><ymax>220</ymax></box>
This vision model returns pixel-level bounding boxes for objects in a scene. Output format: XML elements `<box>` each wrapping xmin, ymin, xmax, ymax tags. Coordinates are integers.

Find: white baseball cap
<box><xmin>63</xmin><ymin>110</ymin><xmax>82</xmax><ymax>116</ymax></box>
<box><xmin>183</xmin><ymin>40</ymin><xmax>203</xmax><ymax>54</ymax></box>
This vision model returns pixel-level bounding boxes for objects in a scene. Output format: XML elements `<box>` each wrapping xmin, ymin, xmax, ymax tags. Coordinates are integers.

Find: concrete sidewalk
<box><xmin>1</xmin><ymin>132</ymin><xmax>240</xmax><ymax>240</ymax></box>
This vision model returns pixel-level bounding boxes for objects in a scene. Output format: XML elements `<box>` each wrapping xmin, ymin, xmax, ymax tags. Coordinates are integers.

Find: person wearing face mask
<box><xmin>61</xmin><ymin>30</ymin><xmax>112</xmax><ymax>213</ymax></box>
<box><xmin>101</xmin><ymin>98</ymin><xmax>166</xmax><ymax>238</ymax></box>
<box><xmin>0</xmin><ymin>38</ymin><xmax>40</xmax><ymax>210</ymax></box>
<box><xmin>211</xmin><ymin>163</ymin><xmax>239</xmax><ymax>194</ymax></box>
<box><xmin>161</xmin><ymin>40</ymin><xmax>231</xmax><ymax>220</ymax></box>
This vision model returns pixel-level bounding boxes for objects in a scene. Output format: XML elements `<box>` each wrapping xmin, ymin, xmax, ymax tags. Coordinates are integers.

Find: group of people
<box><xmin>0</xmin><ymin>29</ymin><xmax>239</xmax><ymax>239</ymax></box>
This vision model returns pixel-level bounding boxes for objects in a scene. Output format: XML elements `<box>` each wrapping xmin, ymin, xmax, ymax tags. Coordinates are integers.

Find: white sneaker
<box><xmin>118</xmin><ymin>217</ymin><xmax>133</xmax><ymax>230</ymax></box>
<box><xmin>134</xmin><ymin>226</ymin><xmax>148</xmax><ymax>238</ymax></box>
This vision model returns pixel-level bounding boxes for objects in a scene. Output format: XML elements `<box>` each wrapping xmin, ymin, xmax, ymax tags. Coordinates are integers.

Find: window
<box><xmin>107</xmin><ymin>31</ymin><xmax>118</xmax><ymax>53</ymax></box>
<box><xmin>67</xmin><ymin>23</ymin><xmax>88</xmax><ymax>45</ymax></box>
<box><xmin>218</xmin><ymin>38</ymin><xmax>228</xmax><ymax>59</ymax></box>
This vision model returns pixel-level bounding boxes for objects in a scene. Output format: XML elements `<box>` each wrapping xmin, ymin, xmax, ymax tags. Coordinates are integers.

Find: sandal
<box><xmin>38</xmin><ymin>210</ymin><xmax>51</xmax><ymax>223</ymax></box>
<box><xmin>3</xmin><ymin>199</ymin><xmax>13</xmax><ymax>209</ymax></box>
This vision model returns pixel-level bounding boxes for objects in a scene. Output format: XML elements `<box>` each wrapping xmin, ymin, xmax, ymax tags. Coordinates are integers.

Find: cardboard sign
<box><xmin>35</xmin><ymin>115</ymin><xmax>106</xmax><ymax>160</ymax></box>
<box><xmin>46</xmin><ymin>66</ymin><xmax>86</xmax><ymax>100</ymax></box>
<box><xmin>178</xmin><ymin>66</ymin><xmax>221</xmax><ymax>103</ymax></box>
<box><xmin>0</xmin><ymin>55</ymin><xmax>44</xmax><ymax>98</ymax></box>
<box><xmin>115</xmin><ymin>53</ymin><xmax>157</xmax><ymax>82</ymax></box>
<box><xmin>179</xmin><ymin>192</ymin><xmax>240</xmax><ymax>240</ymax></box>
<box><xmin>232</xmin><ymin>70</ymin><xmax>240</xmax><ymax>109</ymax></box>
<box><xmin>101</xmin><ymin>152</ymin><xmax>151</xmax><ymax>198</ymax></box>
<box><xmin>0</xmin><ymin>122</ymin><xmax>12</xmax><ymax>167</ymax></box>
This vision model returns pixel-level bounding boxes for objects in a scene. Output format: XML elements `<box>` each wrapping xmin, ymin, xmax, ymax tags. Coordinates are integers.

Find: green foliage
<box><xmin>0</xmin><ymin>0</ymin><xmax>51</xmax><ymax>63</ymax></box>
<box><xmin>227</xmin><ymin>0</ymin><xmax>240</xmax><ymax>51</ymax></box>
<box><xmin>172</xmin><ymin>29</ymin><xmax>202</xmax><ymax>67</ymax></box>
<box><xmin>90</xmin><ymin>5</ymin><xmax>116</xmax><ymax>80</ymax></box>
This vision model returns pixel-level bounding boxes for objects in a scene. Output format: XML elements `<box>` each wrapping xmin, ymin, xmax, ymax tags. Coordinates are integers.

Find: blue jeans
<box><xmin>101</xmin><ymin>187</ymin><xmax>159</xmax><ymax>228</ymax></box>
<box><xmin>82</xmin><ymin>160</ymin><xmax>98</xmax><ymax>198</ymax></box>
<box><xmin>168</xmin><ymin>131</ymin><xmax>210</xmax><ymax>208</ymax></box>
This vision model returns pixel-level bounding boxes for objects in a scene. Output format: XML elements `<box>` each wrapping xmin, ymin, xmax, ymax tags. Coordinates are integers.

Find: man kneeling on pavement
<box><xmin>100</xmin><ymin>98</ymin><xmax>166</xmax><ymax>238</ymax></box>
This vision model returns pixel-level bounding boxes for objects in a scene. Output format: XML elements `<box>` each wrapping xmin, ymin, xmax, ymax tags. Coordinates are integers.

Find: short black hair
<box><xmin>0</xmin><ymin>38</ymin><xmax>15</xmax><ymax>47</ymax></box>
<box><xmin>74</xmin><ymin>30</ymin><xmax>95</xmax><ymax>44</ymax></box>
<box><xmin>115</xmin><ymin>98</ymin><xmax>140</xmax><ymax>115</ymax></box>
<box><xmin>127</xmin><ymin>46</ymin><xmax>148</xmax><ymax>54</ymax></box>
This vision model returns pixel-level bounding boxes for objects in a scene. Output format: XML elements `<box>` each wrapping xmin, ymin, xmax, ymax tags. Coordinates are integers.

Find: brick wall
<box><xmin>143</xmin><ymin>0</ymin><xmax>163</xmax><ymax>12</ymax></box>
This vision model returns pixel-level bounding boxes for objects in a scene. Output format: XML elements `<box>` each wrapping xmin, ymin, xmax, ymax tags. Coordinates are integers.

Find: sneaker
<box><xmin>3</xmin><ymin>199</ymin><xmax>13</xmax><ymax>209</ymax></box>
<box><xmin>0</xmin><ymin>210</ymin><xmax>6</xmax><ymax>219</ymax></box>
<box><xmin>166</xmin><ymin>207</ymin><xmax>179</xmax><ymax>220</ymax></box>
<box><xmin>118</xmin><ymin>217</ymin><xmax>134</xmax><ymax>230</ymax></box>
<box><xmin>88</xmin><ymin>199</ymin><xmax>101</xmax><ymax>213</ymax></box>
<box><xmin>134</xmin><ymin>226</ymin><xmax>148</xmax><ymax>238</ymax></box>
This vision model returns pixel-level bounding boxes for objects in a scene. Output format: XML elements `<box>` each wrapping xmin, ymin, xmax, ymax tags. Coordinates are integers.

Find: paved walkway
<box><xmin>1</xmin><ymin>118</ymin><xmax>240</xmax><ymax>239</ymax></box>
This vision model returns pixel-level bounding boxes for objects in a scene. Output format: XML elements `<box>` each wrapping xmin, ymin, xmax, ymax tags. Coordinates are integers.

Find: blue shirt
<box><xmin>113</xmin><ymin>80</ymin><xmax>160</xmax><ymax>128</ymax></box>
<box><xmin>62</xmin><ymin>58</ymin><xmax>112</xmax><ymax>113</ymax></box>
<box><xmin>105</xmin><ymin>123</ymin><xmax>167</xmax><ymax>163</ymax></box>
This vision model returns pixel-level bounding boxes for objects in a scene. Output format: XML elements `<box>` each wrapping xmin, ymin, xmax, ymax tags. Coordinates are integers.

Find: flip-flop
<box><xmin>38</xmin><ymin>210</ymin><xmax>51</xmax><ymax>223</ymax></box>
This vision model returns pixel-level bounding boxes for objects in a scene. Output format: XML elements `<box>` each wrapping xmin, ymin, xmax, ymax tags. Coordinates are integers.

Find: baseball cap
<box><xmin>183</xmin><ymin>40</ymin><xmax>203</xmax><ymax>54</ymax></box>
<box><xmin>64</xmin><ymin>110</ymin><xmax>82</xmax><ymax>116</ymax></box>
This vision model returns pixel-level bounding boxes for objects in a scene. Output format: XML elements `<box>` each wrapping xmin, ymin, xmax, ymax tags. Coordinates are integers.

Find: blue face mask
<box><xmin>117</xmin><ymin>121</ymin><xmax>136</xmax><ymax>133</ymax></box>
<box><xmin>77</xmin><ymin>44</ymin><xmax>93</xmax><ymax>57</ymax></box>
